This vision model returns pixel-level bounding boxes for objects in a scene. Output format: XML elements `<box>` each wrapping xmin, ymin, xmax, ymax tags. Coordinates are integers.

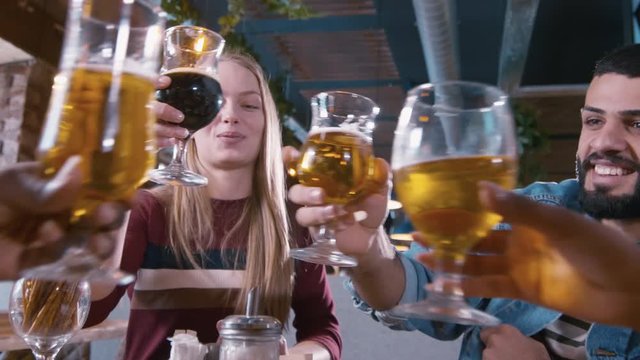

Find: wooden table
<box><xmin>0</xmin><ymin>312</ymin><xmax>127</xmax><ymax>351</ymax></box>
<box><xmin>0</xmin><ymin>313</ymin><xmax>313</xmax><ymax>358</ymax></box>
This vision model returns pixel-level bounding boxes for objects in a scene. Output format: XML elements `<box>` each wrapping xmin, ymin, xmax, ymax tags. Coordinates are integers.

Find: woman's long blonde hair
<box><xmin>152</xmin><ymin>50</ymin><xmax>293</xmax><ymax>323</ymax></box>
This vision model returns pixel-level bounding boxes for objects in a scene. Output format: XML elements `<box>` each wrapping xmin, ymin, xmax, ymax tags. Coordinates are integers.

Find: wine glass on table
<box><xmin>391</xmin><ymin>81</ymin><xmax>518</xmax><ymax>325</ymax></box>
<box><xmin>9</xmin><ymin>278</ymin><xmax>91</xmax><ymax>360</ymax></box>
<box><xmin>21</xmin><ymin>0</ymin><xmax>165</xmax><ymax>283</ymax></box>
<box><xmin>149</xmin><ymin>25</ymin><xmax>225</xmax><ymax>186</ymax></box>
<box><xmin>290</xmin><ymin>91</ymin><xmax>379</xmax><ymax>267</ymax></box>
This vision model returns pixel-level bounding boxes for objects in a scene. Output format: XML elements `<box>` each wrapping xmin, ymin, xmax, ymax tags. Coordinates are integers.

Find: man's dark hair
<box><xmin>594</xmin><ymin>44</ymin><xmax>640</xmax><ymax>78</ymax></box>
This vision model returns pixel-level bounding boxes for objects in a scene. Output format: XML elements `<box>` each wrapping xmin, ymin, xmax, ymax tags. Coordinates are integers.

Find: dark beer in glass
<box><xmin>149</xmin><ymin>26</ymin><xmax>225</xmax><ymax>187</ymax></box>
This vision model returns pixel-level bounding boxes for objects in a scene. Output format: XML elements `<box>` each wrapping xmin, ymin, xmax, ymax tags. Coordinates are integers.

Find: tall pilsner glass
<box><xmin>290</xmin><ymin>91</ymin><xmax>379</xmax><ymax>267</ymax></box>
<box><xmin>391</xmin><ymin>81</ymin><xmax>518</xmax><ymax>325</ymax></box>
<box><xmin>23</xmin><ymin>0</ymin><xmax>165</xmax><ymax>282</ymax></box>
<box><xmin>148</xmin><ymin>25</ymin><xmax>225</xmax><ymax>187</ymax></box>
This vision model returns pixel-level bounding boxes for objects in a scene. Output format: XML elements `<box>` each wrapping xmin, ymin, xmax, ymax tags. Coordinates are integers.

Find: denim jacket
<box><xmin>346</xmin><ymin>179</ymin><xmax>640</xmax><ymax>360</ymax></box>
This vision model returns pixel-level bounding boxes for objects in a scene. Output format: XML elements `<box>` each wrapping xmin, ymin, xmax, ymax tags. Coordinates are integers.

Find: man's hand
<box><xmin>418</xmin><ymin>181</ymin><xmax>640</xmax><ymax>329</ymax></box>
<box><xmin>480</xmin><ymin>325</ymin><xmax>550</xmax><ymax>360</ymax></box>
<box><xmin>0</xmin><ymin>156</ymin><xmax>125</xmax><ymax>279</ymax></box>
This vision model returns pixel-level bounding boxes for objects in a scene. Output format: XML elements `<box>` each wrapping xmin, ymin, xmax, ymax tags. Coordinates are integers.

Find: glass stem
<box><xmin>314</xmin><ymin>225</ymin><xmax>334</xmax><ymax>244</ymax></box>
<box><xmin>170</xmin><ymin>134</ymin><xmax>193</xmax><ymax>168</ymax></box>
<box><xmin>427</xmin><ymin>251</ymin><xmax>465</xmax><ymax>299</ymax></box>
<box><xmin>34</xmin><ymin>350</ymin><xmax>59</xmax><ymax>360</ymax></box>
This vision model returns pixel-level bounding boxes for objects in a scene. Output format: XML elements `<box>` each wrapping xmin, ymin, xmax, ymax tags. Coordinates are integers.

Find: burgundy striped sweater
<box><xmin>85</xmin><ymin>190</ymin><xmax>342</xmax><ymax>360</ymax></box>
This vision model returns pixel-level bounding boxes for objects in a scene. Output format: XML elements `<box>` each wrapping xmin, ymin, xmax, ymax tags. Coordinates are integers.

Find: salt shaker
<box><xmin>217</xmin><ymin>314</ymin><xmax>282</xmax><ymax>360</ymax></box>
<box><xmin>216</xmin><ymin>287</ymin><xmax>282</xmax><ymax>360</ymax></box>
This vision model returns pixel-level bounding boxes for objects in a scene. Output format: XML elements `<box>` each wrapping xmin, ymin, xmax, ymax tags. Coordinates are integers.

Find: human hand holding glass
<box><xmin>419</xmin><ymin>181</ymin><xmax>640</xmax><ymax>330</ymax></box>
<box><xmin>289</xmin><ymin>91</ymin><xmax>379</xmax><ymax>267</ymax></box>
<box><xmin>22</xmin><ymin>0</ymin><xmax>165</xmax><ymax>283</ymax></box>
<box><xmin>148</xmin><ymin>25</ymin><xmax>225</xmax><ymax>187</ymax></box>
<box><xmin>391</xmin><ymin>81</ymin><xmax>518</xmax><ymax>325</ymax></box>
<box><xmin>0</xmin><ymin>156</ymin><xmax>127</xmax><ymax>280</ymax></box>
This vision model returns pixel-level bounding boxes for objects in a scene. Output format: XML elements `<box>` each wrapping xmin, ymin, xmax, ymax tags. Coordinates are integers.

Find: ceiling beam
<box><xmin>192</xmin><ymin>0</ymin><xmax>312</xmax><ymax>126</ymax></box>
<box><xmin>241</xmin><ymin>33</ymin><xmax>312</xmax><ymax>126</ymax></box>
<box><xmin>0</xmin><ymin>38</ymin><xmax>33</xmax><ymax>65</ymax></box>
<box><xmin>513</xmin><ymin>84</ymin><xmax>588</xmax><ymax>98</ymax></box>
<box><xmin>295</xmin><ymin>78</ymin><xmax>404</xmax><ymax>90</ymax></box>
<box><xmin>0</xmin><ymin>1</ymin><xmax>64</xmax><ymax>66</ymax></box>
<box><xmin>239</xmin><ymin>15</ymin><xmax>380</xmax><ymax>35</ymax></box>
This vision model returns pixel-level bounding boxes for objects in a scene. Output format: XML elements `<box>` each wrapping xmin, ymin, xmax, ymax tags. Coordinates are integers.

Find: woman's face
<box><xmin>193</xmin><ymin>60</ymin><xmax>265</xmax><ymax>170</ymax></box>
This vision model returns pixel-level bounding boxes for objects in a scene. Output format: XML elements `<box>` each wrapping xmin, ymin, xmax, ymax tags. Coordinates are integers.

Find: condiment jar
<box><xmin>217</xmin><ymin>315</ymin><xmax>282</xmax><ymax>360</ymax></box>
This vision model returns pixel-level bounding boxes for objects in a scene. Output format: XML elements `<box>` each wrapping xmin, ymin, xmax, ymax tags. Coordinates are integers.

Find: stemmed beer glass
<box><xmin>391</xmin><ymin>81</ymin><xmax>518</xmax><ymax>325</ymax></box>
<box><xmin>149</xmin><ymin>25</ymin><xmax>225</xmax><ymax>187</ymax></box>
<box><xmin>22</xmin><ymin>0</ymin><xmax>165</xmax><ymax>282</ymax></box>
<box><xmin>9</xmin><ymin>278</ymin><xmax>91</xmax><ymax>360</ymax></box>
<box><xmin>290</xmin><ymin>91</ymin><xmax>379</xmax><ymax>267</ymax></box>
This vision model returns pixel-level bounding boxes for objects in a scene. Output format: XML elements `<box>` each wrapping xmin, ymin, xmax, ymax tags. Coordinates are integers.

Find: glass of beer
<box><xmin>290</xmin><ymin>91</ymin><xmax>379</xmax><ymax>267</ymax></box>
<box><xmin>391</xmin><ymin>81</ymin><xmax>518</xmax><ymax>325</ymax></box>
<box><xmin>148</xmin><ymin>25</ymin><xmax>225</xmax><ymax>186</ymax></box>
<box><xmin>22</xmin><ymin>0</ymin><xmax>165</xmax><ymax>282</ymax></box>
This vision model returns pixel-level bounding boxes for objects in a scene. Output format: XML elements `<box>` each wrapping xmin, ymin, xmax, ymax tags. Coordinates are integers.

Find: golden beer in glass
<box><xmin>42</xmin><ymin>66</ymin><xmax>156</xmax><ymax>218</ymax></box>
<box><xmin>391</xmin><ymin>81</ymin><xmax>518</xmax><ymax>325</ymax></box>
<box><xmin>297</xmin><ymin>128</ymin><xmax>375</xmax><ymax>205</ymax></box>
<box><xmin>394</xmin><ymin>156</ymin><xmax>517</xmax><ymax>258</ymax></box>
<box><xmin>23</xmin><ymin>0</ymin><xmax>165</xmax><ymax>282</ymax></box>
<box><xmin>290</xmin><ymin>91</ymin><xmax>379</xmax><ymax>267</ymax></box>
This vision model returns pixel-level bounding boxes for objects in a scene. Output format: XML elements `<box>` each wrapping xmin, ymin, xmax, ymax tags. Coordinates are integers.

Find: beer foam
<box><xmin>79</xmin><ymin>62</ymin><xmax>156</xmax><ymax>81</ymax></box>
<box><xmin>392</xmin><ymin>154</ymin><xmax>514</xmax><ymax>170</ymax></box>
<box><xmin>307</xmin><ymin>127</ymin><xmax>371</xmax><ymax>141</ymax></box>
<box><xmin>162</xmin><ymin>67</ymin><xmax>218</xmax><ymax>79</ymax></box>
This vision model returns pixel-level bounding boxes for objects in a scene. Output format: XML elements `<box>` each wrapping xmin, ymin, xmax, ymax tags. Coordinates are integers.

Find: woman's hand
<box><xmin>287</xmin><ymin>158</ymin><xmax>391</xmax><ymax>258</ymax></box>
<box><xmin>152</xmin><ymin>75</ymin><xmax>188</xmax><ymax>148</ymax></box>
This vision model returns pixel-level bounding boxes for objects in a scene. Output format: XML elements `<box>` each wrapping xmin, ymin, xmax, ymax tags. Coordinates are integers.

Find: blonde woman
<box><xmin>86</xmin><ymin>51</ymin><xmax>341</xmax><ymax>360</ymax></box>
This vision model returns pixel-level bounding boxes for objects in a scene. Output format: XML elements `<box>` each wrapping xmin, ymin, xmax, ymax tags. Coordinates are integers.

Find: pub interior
<box><xmin>0</xmin><ymin>0</ymin><xmax>638</xmax><ymax>359</ymax></box>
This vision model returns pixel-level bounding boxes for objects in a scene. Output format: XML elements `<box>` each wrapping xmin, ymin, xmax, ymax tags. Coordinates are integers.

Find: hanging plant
<box><xmin>513</xmin><ymin>102</ymin><xmax>550</xmax><ymax>185</ymax></box>
<box><xmin>218</xmin><ymin>0</ymin><xmax>312</xmax><ymax>36</ymax></box>
<box><xmin>161</xmin><ymin>0</ymin><xmax>200</xmax><ymax>26</ymax></box>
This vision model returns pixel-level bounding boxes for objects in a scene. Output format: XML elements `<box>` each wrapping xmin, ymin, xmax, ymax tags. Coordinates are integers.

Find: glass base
<box><xmin>391</xmin><ymin>293</ymin><xmax>500</xmax><ymax>326</ymax></box>
<box><xmin>24</xmin><ymin>334</ymin><xmax>69</xmax><ymax>360</ymax></box>
<box><xmin>21</xmin><ymin>248</ymin><xmax>135</xmax><ymax>286</ymax></box>
<box><xmin>148</xmin><ymin>166</ymin><xmax>208</xmax><ymax>187</ymax></box>
<box><xmin>290</xmin><ymin>240</ymin><xmax>358</xmax><ymax>267</ymax></box>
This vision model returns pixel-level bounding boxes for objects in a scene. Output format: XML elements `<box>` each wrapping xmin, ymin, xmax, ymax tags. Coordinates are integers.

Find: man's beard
<box><xmin>577</xmin><ymin>153</ymin><xmax>640</xmax><ymax>219</ymax></box>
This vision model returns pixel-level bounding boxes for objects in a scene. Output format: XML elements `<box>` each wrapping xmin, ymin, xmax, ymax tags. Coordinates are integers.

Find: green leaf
<box><xmin>513</xmin><ymin>102</ymin><xmax>550</xmax><ymax>184</ymax></box>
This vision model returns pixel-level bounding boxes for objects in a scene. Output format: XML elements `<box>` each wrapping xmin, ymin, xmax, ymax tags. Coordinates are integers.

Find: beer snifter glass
<box><xmin>290</xmin><ymin>91</ymin><xmax>379</xmax><ymax>267</ymax></box>
<box><xmin>22</xmin><ymin>0</ymin><xmax>165</xmax><ymax>282</ymax></box>
<box><xmin>9</xmin><ymin>278</ymin><xmax>90</xmax><ymax>360</ymax></box>
<box><xmin>391</xmin><ymin>81</ymin><xmax>517</xmax><ymax>325</ymax></box>
<box><xmin>149</xmin><ymin>25</ymin><xmax>225</xmax><ymax>186</ymax></box>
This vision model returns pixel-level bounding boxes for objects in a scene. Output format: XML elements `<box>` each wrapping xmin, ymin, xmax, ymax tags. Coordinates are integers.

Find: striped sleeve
<box><xmin>289</xmin><ymin>221</ymin><xmax>342</xmax><ymax>360</ymax></box>
<box><xmin>541</xmin><ymin>315</ymin><xmax>591</xmax><ymax>360</ymax></box>
<box><xmin>85</xmin><ymin>190</ymin><xmax>157</xmax><ymax>327</ymax></box>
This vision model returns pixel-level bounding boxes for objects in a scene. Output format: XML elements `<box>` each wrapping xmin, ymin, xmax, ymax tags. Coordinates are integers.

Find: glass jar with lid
<box><xmin>217</xmin><ymin>315</ymin><xmax>282</xmax><ymax>360</ymax></box>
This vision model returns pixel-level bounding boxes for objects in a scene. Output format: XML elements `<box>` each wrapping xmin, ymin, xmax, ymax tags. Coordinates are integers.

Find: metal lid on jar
<box><xmin>217</xmin><ymin>315</ymin><xmax>282</xmax><ymax>337</ymax></box>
